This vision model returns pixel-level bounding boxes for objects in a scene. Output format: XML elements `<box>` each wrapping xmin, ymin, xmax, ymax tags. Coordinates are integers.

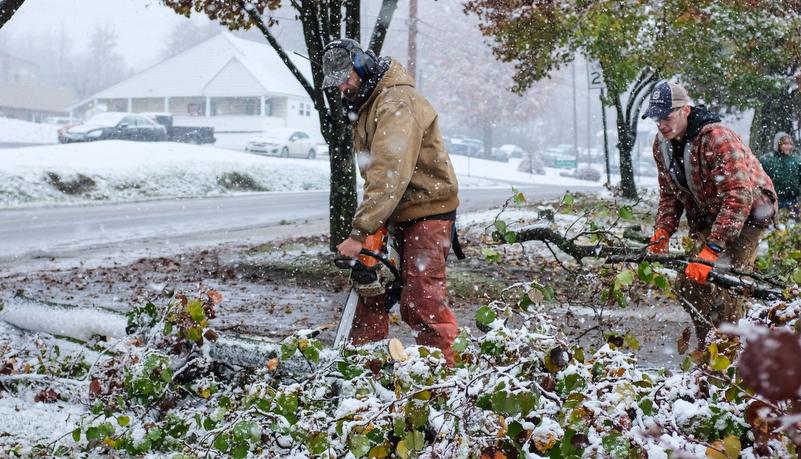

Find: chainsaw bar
<box><xmin>333</xmin><ymin>287</ymin><xmax>360</xmax><ymax>349</ymax></box>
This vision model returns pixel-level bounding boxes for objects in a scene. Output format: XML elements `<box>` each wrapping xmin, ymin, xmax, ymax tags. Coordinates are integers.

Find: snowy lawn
<box><xmin>0</xmin><ymin>140</ymin><xmax>657</xmax><ymax>209</ymax></box>
<box><xmin>0</xmin><ymin>117</ymin><xmax>61</xmax><ymax>144</ymax></box>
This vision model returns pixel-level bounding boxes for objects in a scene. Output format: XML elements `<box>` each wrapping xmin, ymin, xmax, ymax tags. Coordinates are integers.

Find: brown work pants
<box><xmin>674</xmin><ymin>223</ymin><xmax>765</xmax><ymax>348</ymax></box>
<box><xmin>349</xmin><ymin>219</ymin><xmax>459</xmax><ymax>363</ymax></box>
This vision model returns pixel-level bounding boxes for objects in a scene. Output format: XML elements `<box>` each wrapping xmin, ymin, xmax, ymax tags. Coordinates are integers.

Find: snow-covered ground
<box><xmin>0</xmin><ymin>139</ymin><xmax>657</xmax><ymax>209</ymax></box>
<box><xmin>0</xmin><ymin>117</ymin><xmax>61</xmax><ymax>144</ymax></box>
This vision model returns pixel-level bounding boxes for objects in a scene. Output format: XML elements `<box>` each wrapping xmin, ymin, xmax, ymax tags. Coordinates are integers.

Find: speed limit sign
<box><xmin>588</xmin><ymin>61</ymin><xmax>605</xmax><ymax>90</ymax></box>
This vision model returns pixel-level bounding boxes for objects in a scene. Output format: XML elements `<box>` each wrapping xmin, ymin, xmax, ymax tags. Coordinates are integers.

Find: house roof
<box><xmin>69</xmin><ymin>33</ymin><xmax>313</xmax><ymax>110</ymax></box>
<box><xmin>0</xmin><ymin>82</ymin><xmax>76</xmax><ymax>112</ymax></box>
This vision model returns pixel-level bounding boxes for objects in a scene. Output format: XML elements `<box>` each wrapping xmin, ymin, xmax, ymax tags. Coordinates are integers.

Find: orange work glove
<box><xmin>684</xmin><ymin>245</ymin><xmax>720</xmax><ymax>284</ymax></box>
<box><xmin>649</xmin><ymin>228</ymin><xmax>670</xmax><ymax>254</ymax></box>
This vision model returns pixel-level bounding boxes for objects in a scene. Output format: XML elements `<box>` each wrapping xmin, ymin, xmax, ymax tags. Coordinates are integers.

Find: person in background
<box><xmin>759</xmin><ymin>132</ymin><xmax>799</xmax><ymax>218</ymax></box>
<box><xmin>643</xmin><ymin>81</ymin><xmax>777</xmax><ymax>349</ymax></box>
<box><xmin>321</xmin><ymin>38</ymin><xmax>461</xmax><ymax>363</ymax></box>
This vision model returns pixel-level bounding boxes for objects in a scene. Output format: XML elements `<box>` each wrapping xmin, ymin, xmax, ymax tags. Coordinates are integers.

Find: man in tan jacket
<box><xmin>323</xmin><ymin>38</ymin><xmax>460</xmax><ymax>363</ymax></box>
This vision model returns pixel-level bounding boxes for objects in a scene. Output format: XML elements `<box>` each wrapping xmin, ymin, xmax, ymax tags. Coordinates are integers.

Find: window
<box><xmin>305</xmin><ymin>103</ymin><xmax>311</xmax><ymax>116</ymax></box>
<box><xmin>119</xmin><ymin>116</ymin><xmax>137</xmax><ymax>127</ymax></box>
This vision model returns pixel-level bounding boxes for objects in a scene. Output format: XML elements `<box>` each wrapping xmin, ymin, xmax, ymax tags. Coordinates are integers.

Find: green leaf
<box><xmin>640</xmin><ymin>398</ymin><xmax>653</xmax><ymax>416</ymax></box>
<box><xmin>619</xmin><ymin>206</ymin><xmax>634</xmax><ymax>220</ymax></box>
<box><xmin>231</xmin><ymin>444</ymin><xmax>249</xmax><ymax>459</ymax></box>
<box><xmin>86</xmin><ymin>426</ymin><xmax>102</xmax><ymax>441</ymax></box>
<box><xmin>163</xmin><ymin>323</ymin><xmax>173</xmax><ymax>334</ymax></box>
<box><xmin>307</xmin><ymin>432</ymin><xmax>329</xmax><ymax>455</ymax></box>
<box><xmin>451</xmin><ymin>334</ymin><xmax>469</xmax><ymax>353</ymax></box>
<box><xmin>213</xmin><ymin>434</ymin><xmax>230</xmax><ymax>452</ymax></box>
<box><xmin>186</xmin><ymin>327</ymin><xmax>201</xmax><ymax>342</ymax></box>
<box><xmin>601</xmin><ymin>431</ymin><xmax>630</xmax><ymax>458</ymax></box>
<box><xmin>117</xmin><ymin>416</ymin><xmax>130</xmax><ymax>427</ymax></box>
<box><xmin>72</xmin><ymin>428</ymin><xmax>81</xmax><ymax>442</ymax></box>
<box><xmin>562</xmin><ymin>194</ymin><xmax>574</xmax><ymax>205</ymax></box>
<box><xmin>394</xmin><ymin>417</ymin><xmax>406</xmax><ymax>437</ymax></box>
<box><xmin>476</xmin><ymin>306</ymin><xmax>496</xmax><ymax>326</ymax></box>
<box><xmin>637</xmin><ymin>261</ymin><xmax>653</xmax><ymax>282</ymax></box>
<box><xmin>204</xmin><ymin>417</ymin><xmax>217</xmax><ymax>431</ymax></box>
<box><xmin>482</xmin><ymin>247</ymin><xmax>500</xmax><ymax>262</ymax></box>
<box><xmin>350</xmin><ymin>434</ymin><xmax>371</xmax><ymax>457</ymax></box>
<box><xmin>281</xmin><ymin>338</ymin><xmax>298</xmax><ymax>360</ymax></box>
<box><xmin>616</xmin><ymin>269</ymin><xmax>634</xmax><ymax>286</ymax></box>
<box><xmin>624</xmin><ymin>333</ymin><xmax>640</xmax><ymax>350</ymax></box>
<box><xmin>367</xmin><ymin>427</ymin><xmax>384</xmax><ymax>444</ymax></box>
<box><xmin>653</xmin><ymin>275</ymin><xmax>668</xmax><ymax>289</ymax></box>
<box><xmin>233</xmin><ymin>421</ymin><xmax>259</xmax><ymax>444</ymax></box>
<box><xmin>187</xmin><ymin>300</ymin><xmax>205</xmax><ymax>322</ymax></box>
<box><xmin>303</xmin><ymin>340</ymin><xmax>322</xmax><ymax>364</ymax></box>
<box><xmin>504</xmin><ymin>231</ymin><xmax>517</xmax><ymax>244</ymax></box>
<box><xmin>513</xmin><ymin>191</ymin><xmax>526</xmax><ymax>207</ymax></box>
<box><xmin>405</xmin><ymin>399</ymin><xmax>430</xmax><ymax>427</ymax></box>
<box><xmin>337</xmin><ymin>362</ymin><xmax>364</xmax><ymax>380</ymax></box>
<box><xmin>275</xmin><ymin>393</ymin><xmax>299</xmax><ymax>423</ymax></box>
<box><xmin>494</xmin><ymin>220</ymin><xmax>507</xmax><ymax>233</ymax></box>
<box><xmin>792</xmin><ymin>269</ymin><xmax>801</xmax><ymax>284</ymax></box>
<box><xmin>160</xmin><ymin>367</ymin><xmax>173</xmax><ymax>383</ymax></box>
<box><xmin>404</xmin><ymin>430</ymin><xmax>425</xmax><ymax>451</ymax></box>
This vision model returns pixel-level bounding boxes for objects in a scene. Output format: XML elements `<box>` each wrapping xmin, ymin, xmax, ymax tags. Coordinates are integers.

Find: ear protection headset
<box><xmin>324</xmin><ymin>38</ymin><xmax>376</xmax><ymax>77</ymax></box>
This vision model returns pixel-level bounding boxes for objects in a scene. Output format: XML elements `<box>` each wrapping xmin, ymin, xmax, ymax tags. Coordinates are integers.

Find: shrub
<box><xmin>574</xmin><ymin>166</ymin><xmax>601</xmax><ymax>182</ymax></box>
<box><xmin>46</xmin><ymin>172</ymin><xmax>96</xmax><ymax>195</ymax></box>
<box><xmin>517</xmin><ymin>153</ymin><xmax>545</xmax><ymax>175</ymax></box>
<box><xmin>217</xmin><ymin>172</ymin><xmax>265</xmax><ymax>191</ymax></box>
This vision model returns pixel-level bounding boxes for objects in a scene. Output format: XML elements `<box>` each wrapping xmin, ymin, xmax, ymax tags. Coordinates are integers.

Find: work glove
<box><xmin>685</xmin><ymin>244</ymin><xmax>720</xmax><ymax>285</ymax></box>
<box><xmin>649</xmin><ymin>228</ymin><xmax>670</xmax><ymax>254</ymax></box>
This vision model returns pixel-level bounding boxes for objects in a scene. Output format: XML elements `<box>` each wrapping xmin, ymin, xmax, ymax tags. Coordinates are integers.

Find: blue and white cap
<box><xmin>642</xmin><ymin>82</ymin><xmax>690</xmax><ymax>121</ymax></box>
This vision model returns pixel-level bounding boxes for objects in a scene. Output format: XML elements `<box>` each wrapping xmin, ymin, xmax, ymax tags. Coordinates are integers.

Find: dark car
<box><xmin>59</xmin><ymin>113</ymin><xmax>168</xmax><ymax>143</ymax></box>
<box><xmin>142</xmin><ymin>113</ymin><xmax>216</xmax><ymax>145</ymax></box>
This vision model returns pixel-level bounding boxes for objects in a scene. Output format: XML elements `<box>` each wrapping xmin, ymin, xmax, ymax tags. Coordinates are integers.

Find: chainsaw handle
<box><xmin>334</xmin><ymin>249</ymin><xmax>402</xmax><ymax>284</ymax></box>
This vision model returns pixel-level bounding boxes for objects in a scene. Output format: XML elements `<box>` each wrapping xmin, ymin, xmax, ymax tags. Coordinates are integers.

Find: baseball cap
<box><xmin>322</xmin><ymin>39</ymin><xmax>362</xmax><ymax>88</ymax></box>
<box><xmin>641</xmin><ymin>82</ymin><xmax>689</xmax><ymax>121</ymax></box>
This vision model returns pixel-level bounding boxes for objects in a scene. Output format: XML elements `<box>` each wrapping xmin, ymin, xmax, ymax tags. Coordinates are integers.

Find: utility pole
<box><xmin>408</xmin><ymin>0</ymin><xmax>418</xmax><ymax>81</ymax></box>
<box><xmin>572</xmin><ymin>62</ymin><xmax>579</xmax><ymax>162</ymax></box>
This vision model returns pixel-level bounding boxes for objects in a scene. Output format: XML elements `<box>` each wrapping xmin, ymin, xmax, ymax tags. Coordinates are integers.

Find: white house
<box><xmin>68</xmin><ymin>33</ymin><xmax>322</xmax><ymax>149</ymax></box>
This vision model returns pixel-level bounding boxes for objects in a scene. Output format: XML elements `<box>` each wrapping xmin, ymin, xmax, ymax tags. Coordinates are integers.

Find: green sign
<box><xmin>555</xmin><ymin>159</ymin><xmax>577</xmax><ymax>169</ymax></box>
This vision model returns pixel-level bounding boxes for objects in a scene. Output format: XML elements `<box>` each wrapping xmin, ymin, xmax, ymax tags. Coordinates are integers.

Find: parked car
<box><xmin>245</xmin><ymin>128</ymin><xmax>317</xmax><ymax>159</ymax></box>
<box><xmin>452</xmin><ymin>138</ymin><xmax>482</xmax><ymax>157</ymax></box>
<box><xmin>498</xmin><ymin>144</ymin><xmax>525</xmax><ymax>159</ymax></box>
<box><xmin>475</xmin><ymin>147</ymin><xmax>510</xmax><ymax>162</ymax></box>
<box><xmin>59</xmin><ymin>113</ymin><xmax>167</xmax><ymax>143</ymax></box>
<box><xmin>142</xmin><ymin>113</ymin><xmax>215</xmax><ymax>145</ymax></box>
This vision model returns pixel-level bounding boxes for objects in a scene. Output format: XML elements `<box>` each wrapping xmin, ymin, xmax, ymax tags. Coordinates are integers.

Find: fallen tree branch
<box><xmin>514</xmin><ymin>225</ymin><xmax>784</xmax><ymax>301</ymax></box>
<box><xmin>0</xmin><ymin>296</ymin><xmax>338</xmax><ymax>373</ymax></box>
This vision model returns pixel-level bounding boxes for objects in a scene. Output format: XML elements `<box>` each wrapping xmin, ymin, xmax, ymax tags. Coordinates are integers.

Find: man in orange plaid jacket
<box><xmin>643</xmin><ymin>82</ymin><xmax>777</xmax><ymax>348</ymax></box>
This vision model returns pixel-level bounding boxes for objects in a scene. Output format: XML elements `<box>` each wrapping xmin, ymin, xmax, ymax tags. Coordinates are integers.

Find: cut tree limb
<box><xmin>0</xmin><ymin>296</ymin><xmax>338</xmax><ymax>372</ymax></box>
<box><xmin>515</xmin><ymin>224</ymin><xmax>784</xmax><ymax>301</ymax></box>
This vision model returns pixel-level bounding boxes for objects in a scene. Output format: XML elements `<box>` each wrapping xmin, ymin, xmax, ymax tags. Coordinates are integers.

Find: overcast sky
<box><xmin>1</xmin><ymin>0</ymin><xmax>228</xmax><ymax>70</ymax></box>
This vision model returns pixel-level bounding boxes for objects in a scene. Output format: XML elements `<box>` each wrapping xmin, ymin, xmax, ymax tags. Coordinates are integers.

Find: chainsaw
<box><xmin>333</xmin><ymin>225</ymin><xmax>403</xmax><ymax>349</ymax></box>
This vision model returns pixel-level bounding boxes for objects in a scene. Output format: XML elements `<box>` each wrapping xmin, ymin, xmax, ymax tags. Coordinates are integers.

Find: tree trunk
<box><xmin>0</xmin><ymin>0</ymin><xmax>25</xmax><ymax>30</ymax></box>
<box><xmin>750</xmin><ymin>90</ymin><xmax>796</xmax><ymax>157</ymax></box>
<box><xmin>607</xmin><ymin>69</ymin><xmax>659</xmax><ymax>200</ymax></box>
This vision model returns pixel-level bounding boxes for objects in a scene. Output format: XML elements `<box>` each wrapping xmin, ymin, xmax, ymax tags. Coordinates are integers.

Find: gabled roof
<box><xmin>69</xmin><ymin>33</ymin><xmax>313</xmax><ymax>110</ymax></box>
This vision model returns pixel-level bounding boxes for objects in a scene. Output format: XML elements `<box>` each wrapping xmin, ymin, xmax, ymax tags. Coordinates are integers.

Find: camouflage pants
<box><xmin>674</xmin><ymin>223</ymin><xmax>765</xmax><ymax>348</ymax></box>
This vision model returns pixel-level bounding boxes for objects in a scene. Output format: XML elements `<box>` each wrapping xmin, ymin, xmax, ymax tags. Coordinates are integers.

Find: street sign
<box><xmin>588</xmin><ymin>61</ymin><xmax>605</xmax><ymax>90</ymax></box>
<box><xmin>555</xmin><ymin>159</ymin><xmax>577</xmax><ymax>169</ymax></box>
